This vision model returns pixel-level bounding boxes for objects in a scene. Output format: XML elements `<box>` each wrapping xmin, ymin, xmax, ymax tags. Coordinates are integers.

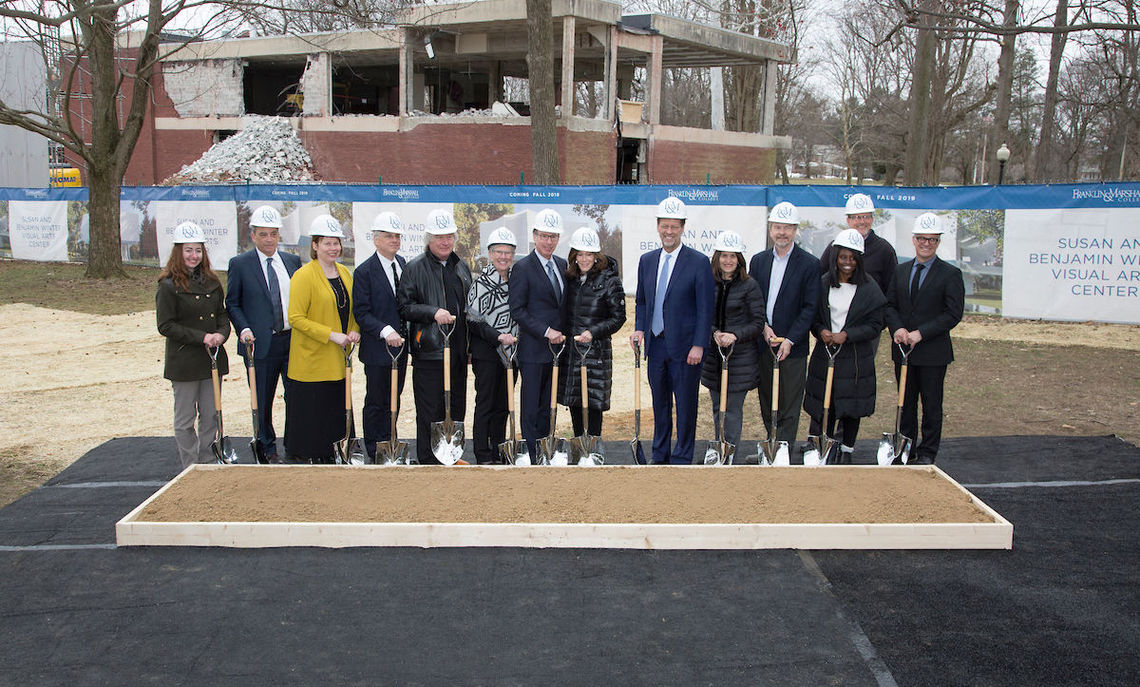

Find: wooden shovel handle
<box><xmin>442</xmin><ymin>344</ymin><xmax>451</xmax><ymax>393</ymax></box>
<box><xmin>771</xmin><ymin>365</ymin><xmax>780</xmax><ymax>414</ymax></box>
<box><xmin>550</xmin><ymin>364</ymin><xmax>559</xmax><ymax>411</ymax></box>
<box><xmin>344</xmin><ymin>362</ymin><xmax>353</xmax><ymax>410</ymax></box>
<box><xmin>506</xmin><ymin>365</ymin><xmax>515</xmax><ymax>414</ymax></box>
<box><xmin>719</xmin><ymin>367</ymin><xmax>729</xmax><ymax>413</ymax></box>
<box><xmin>390</xmin><ymin>365</ymin><xmax>399</xmax><ymax>420</ymax></box>
<box><xmin>581</xmin><ymin>359</ymin><xmax>589</xmax><ymax>410</ymax></box>
<box><xmin>823</xmin><ymin>364</ymin><xmax>835</xmax><ymax>413</ymax></box>
<box><xmin>247</xmin><ymin>360</ymin><xmax>258</xmax><ymax>412</ymax></box>
<box><xmin>896</xmin><ymin>363</ymin><xmax>908</xmax><ymax>409</ymax></box>
<box><xmin>211</xmin><ymin>366</ymin><xmax>223</xmax><ymax>413</ymax></box>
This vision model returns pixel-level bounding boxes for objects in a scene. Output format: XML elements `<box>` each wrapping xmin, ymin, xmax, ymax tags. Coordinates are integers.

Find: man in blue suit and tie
<box><xmin>630</xmin><ymin>197</ymin><xmax>715</xmax><ymax>464</ymax></box>
<box><xmin>747</xmin><ymin>201</ymin><xmax>820</xmax><ymax>456</ymax></box>
<box><xmin>508</xmin><ymin>208</ymin><xmax>568</xmax><ymax>459</ymax></box>
<box><xmin>226</xmin><ymin>205</ymin><xmax>302</xmax><ymax>463</ymax></box>
<box><xmin>353</xmin><ymin>211</ymin><xmax>407</xmax><ymax>461</ymax></box>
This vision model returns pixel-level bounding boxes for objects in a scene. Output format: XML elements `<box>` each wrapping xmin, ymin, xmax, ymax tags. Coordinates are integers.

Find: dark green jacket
<box><xmin>156</xmin><ymin>274</ymin><xmax>230</xmax><ymax>381</ymax></box>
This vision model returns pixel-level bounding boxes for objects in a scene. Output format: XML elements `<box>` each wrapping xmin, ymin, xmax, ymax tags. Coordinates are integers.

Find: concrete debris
<box><xmin>164</xmin><ymin>116</ymin><xmax>317</xmax><ymax>185</ymax></box>
<box><xmin>408</xmin><ymin>101</ymin><xmax>522</xmax><ymax>118</ymax></box>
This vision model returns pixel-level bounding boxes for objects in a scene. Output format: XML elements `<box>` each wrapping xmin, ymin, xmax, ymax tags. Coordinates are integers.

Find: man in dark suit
<box><xmin>748</xmin><ymin>201</ymin><xmax>820</xmax><ymax>454</ymax></box>
<box><xmin>226</xmin><ymin>205</ymin><xmax>302</xmax><ymax>463</ymax></box>
<box><xmin>884</xmin><ymin>212</ymin><xmax>964</xmax><ymax>464</ymax></box>
<box><xmin>508</xmin><ymin>208</ymin><xmax>567</xmax><ymax>459</ymax></box>
<box><xmin>352</xmin><ymin>211</ymin><xmax>407</xmax><ymax>461</ymax></box>
<box><xmin>630</xmin><ymin>197</ymin><xmax>715</xmax><ymax>464</ymax></box>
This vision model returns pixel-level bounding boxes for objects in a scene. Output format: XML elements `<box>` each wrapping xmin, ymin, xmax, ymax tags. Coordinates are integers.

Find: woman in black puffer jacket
<box><xmin>559</xmin><ymin>227</ymin><xmax>626</xmax><ymax>438</ymax></box>
<box><xmin>700</xmin><ymin>230</ymin><xmax>766</xmax><ymax>448</ymax></box>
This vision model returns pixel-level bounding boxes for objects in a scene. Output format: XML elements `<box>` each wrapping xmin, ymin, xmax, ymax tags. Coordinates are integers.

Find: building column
<box><xmin>398</xmin><ymin>29</ymin><xmax>411</xmax><ymax>116</ymax></box>
<box><xmin>604</xmin><ymin>27</ymin><xmax>617</xmax><ymax>120</ymax></box>
<box><xmin>560</xmin><ymin>16</ymin><xmax>576</xmax><ymax>118</ymax></box>
<box><xmin>646</xmin><ymin>34</ymin><xmax>662</xmax><ymax>126</ymax></box>
<box><xmin>761</xmin><ymin>61</ymin><xmax>777</xmax><ymax>135</ymax></box>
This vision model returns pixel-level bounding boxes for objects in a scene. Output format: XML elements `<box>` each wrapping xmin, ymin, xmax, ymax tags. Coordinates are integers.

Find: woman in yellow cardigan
<box><xmin>285</xmin><ymin>215</ymin><xmax>360</xmax><ymax>463</ymax></box>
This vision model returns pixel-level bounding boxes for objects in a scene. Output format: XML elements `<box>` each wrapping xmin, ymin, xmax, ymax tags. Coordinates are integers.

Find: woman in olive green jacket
<box><xmin>156</xmin><ymin>222</ymin><xmax>231</xmax><ymax>468</ymax></box>
<box><xmin>285</xmin><ymin>215</ymin><xmax>360</xmax><ymax>462</ymax></box>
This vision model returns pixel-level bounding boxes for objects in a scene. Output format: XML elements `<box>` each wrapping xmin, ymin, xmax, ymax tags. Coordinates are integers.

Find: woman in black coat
<box><xmin>802</xmin><ymin>229</ymin><xmax>887</xmax><ymax>464</ymax></box>
<box><xmin>699</xmin><ymin>230</ymin><xmax>766</xmax><ymax>448</ymax></box>
<box><xmin>559</xmin><ymin>227</ymin><xmax>626</xmax><ymax>438</ymax></box>
<box><xmin>156</xmin><ymin>221</ymin><xmax>230</xmax><ymax>469</ymax></box>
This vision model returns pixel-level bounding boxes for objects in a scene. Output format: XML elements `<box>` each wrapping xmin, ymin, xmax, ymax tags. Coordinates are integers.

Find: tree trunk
<box><xmin>526</xmin><ymin>0</ymin><xmax>559</xmax><ymax>184</ymax></box>
<box><xmin>903</xmin><ymin>3</ymin><xmax>936</xmax><ymax>185</ymax></box>
<box><xmin>1034</xmin><ymin>0</ymin><xmax>1068</xmax><ymax>182</ymax></box>
<box><xmin>86</xmin><ymin>163</ymin><xmax>126</xmax><ymax>278</ymax></box>
<box><xmin>989</xmin><ymin>0</ymin><xmax>1019</xmax><ymax>184</ymax></box>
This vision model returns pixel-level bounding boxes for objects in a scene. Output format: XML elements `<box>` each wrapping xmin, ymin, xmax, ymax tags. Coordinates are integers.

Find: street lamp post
<box><xmin>996</xmin><ymin>143</ymin><xmax>1011</xmax><ymax>185</ymax></box>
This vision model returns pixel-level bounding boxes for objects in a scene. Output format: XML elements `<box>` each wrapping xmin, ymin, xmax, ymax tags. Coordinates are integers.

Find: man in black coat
<box><xmin>748</xmin><ymin>201</ymin><xmax>820</xmax><ymax>453</ymax></box>
<box><xmin>352</xmin><ymin>211</ymin><xmax>407</xmax><ymax>461</ymax></box>
<box><xmin>508</xmin><ymin>209</ymin><xmax>568</xmax><ymax>459</ymax></box>
<box><xmin>226</xmin><ymin>205</ymin><xmax>301</xmax><ymax>463</ymax></box>
<box><xmin>884</xmin><ymin>213</ymin><xmax>965</xmax><ymax>464</ymax></box>
<box><xmin>819</xmin><ymin>193</ymin><xmax>898</xmax><ymax>296</ymax></box>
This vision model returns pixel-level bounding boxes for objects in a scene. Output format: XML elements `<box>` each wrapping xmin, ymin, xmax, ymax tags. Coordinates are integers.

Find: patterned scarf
<box><xmin>466</xmin><ymin>264</ymin><xmax>517</xmax><ymax>336</ymax></box>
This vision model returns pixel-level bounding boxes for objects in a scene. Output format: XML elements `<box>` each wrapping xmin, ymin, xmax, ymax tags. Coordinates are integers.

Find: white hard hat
<box><xmin>371</xmin><ymin>211</ymin><xmax>404</xmax><ymax>235</ymax></box>
<box><xmin>833</xmin><ymin>228</ymin><xmax>865</xmax><ymax>253</ymax></box>
<box><xmin>172</xmin><ymin>221</ymin><xmax>206</xmax><ymax>244</ymax></box>
<box><xmin>712</xmin><ymin>230</ymin><xmax>744</xmax><ymax>253</ymax></box>
<box><xmin>532</xmin><ymin>208</ymin><xmax>564</xmax><ymax>234</ymax></box>
<box><xmin>912</xmin><ymin>212</ymin><xmax>944</xmax><ymax>235</ymax></box>
<box><xmin>768</xmin><ymin>201</ymin><xmax>800</xmax><ymax>226</ymax></box>
<box><xmin>309</xmin><ymin>214</ymin><xmax>345</xmax><ymax>238</ymax></box>
<box><xmin>249</xmin><ymin>205</ymin><xmax>282</xmax><ymax>229</ymax></box>
<box><xmin>656</xmin><ymin>196</ymin><xmax>687</xmax><ymax>220</ymax></box>
<box><xmin>425</xmin><ymin>208</ymin><xmax>459</xmax><ymax>236</ymax></box>
<box><xmin>568</xmin><ymin>226</ymin><xmax>601</xmax><ymax>252</ymax></box>
<box><xmin>844</xmin><ymin>194</ymin><xmax>875</xmax><ymax>215</ymax></box>
<box><xmin>486</xmin><ymin>226</ymin><xmax>517</xmax><ymax>249</ymax></box>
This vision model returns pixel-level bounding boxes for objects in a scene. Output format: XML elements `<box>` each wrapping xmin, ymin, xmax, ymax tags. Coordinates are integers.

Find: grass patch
<box><xmin>0</xmin><ymin>259</ymin><xmax>165</xmax><ymax>316</ymax></box>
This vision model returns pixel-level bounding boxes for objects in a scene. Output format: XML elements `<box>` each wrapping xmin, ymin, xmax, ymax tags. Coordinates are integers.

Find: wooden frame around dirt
<box><xmin>115</xmin><ymin>464</ymin><xmax>1012</xmax><ymax>550</ymax></box>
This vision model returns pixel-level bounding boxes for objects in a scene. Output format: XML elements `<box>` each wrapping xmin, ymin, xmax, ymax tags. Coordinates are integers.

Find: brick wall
<box><xmin>561</xmin><ymin>128</ymin><xmax>616</xmax><ymax>184</ymax></box>
<box><xmin>648</xmin><ymin>139</ymin><xmax>777</xmax><ymax>184</ymax></box>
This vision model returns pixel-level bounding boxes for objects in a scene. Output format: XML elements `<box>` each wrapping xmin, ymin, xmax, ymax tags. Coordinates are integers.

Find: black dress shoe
<box><xmin>912</xmin><ymin>454</ymin><xmax>935</xmax><ymax>465</ymax></box>
<box><xmin>265</xmin><ymin>453</ymin><xmax>284</xmax><ymax>464</ymax></box>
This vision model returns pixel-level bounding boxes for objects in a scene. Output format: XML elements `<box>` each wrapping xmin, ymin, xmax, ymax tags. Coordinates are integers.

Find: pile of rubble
<box><xmin>163</xmin><ymin>116</ymin><xmax>317</xmax><ymax>185</ymax></box>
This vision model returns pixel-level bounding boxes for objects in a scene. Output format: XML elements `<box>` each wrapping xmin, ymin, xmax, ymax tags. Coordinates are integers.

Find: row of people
<box><xmin>156</xmin><ymin>194</ymin><xmax>962</xmax><ymax>467</ymax></box>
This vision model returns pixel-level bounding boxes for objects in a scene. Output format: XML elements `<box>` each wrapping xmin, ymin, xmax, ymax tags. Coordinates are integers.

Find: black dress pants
<box><xmin>472</xmin><ymin>355</ymin><xmax>514</xmax><ymax>464</ymax></box>
<box><xmin>362</xmin><ymin>362</ymin><xmax>407</xmax><ymax>459</ymax></box>
<box><xmin>895</xmin><ymin>362</ymin><xmax>947</xmax><ymax>462</ymax></box>
<box><xmin>412</xmin><ymin>355</ymin><xmax>467</xmax><ymax>464</ymax></box>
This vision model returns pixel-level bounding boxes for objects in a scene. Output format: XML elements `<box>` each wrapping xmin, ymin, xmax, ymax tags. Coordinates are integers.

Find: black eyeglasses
<box><xmin>914</xmin><ymin>236</ymin><xmax>941</xmax><ymax>244</ymax></box>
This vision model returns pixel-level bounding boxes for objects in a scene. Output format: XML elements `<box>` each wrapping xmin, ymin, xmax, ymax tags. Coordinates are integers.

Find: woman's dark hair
<box><xmin>158</xmin><ymin>243</ymin><xmax>218</xmax><ymax>291</ymax></box>
<box><xmin>827</xmin><ymin>246</ymin><xmax>866</xmax><ymax>288</ymax></box>
<box><xmin>310</xmin><ymin>236</ymin><xmax>342</xmax><ymax>261</ymax></box>
<box><xmin>711</xmin><ymin>250</ymin><xmax>748</xmax><ymax>284</ymax></box>
<box><xmin>566</xmin><ymin>249</ymin><xmax>607</xmax><ymax>279</ymax></box>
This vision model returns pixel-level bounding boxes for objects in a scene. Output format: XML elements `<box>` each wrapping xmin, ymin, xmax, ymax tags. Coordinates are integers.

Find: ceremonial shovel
<box><xmin>207</xmin><ymin>345</ymin><xmax>238</xmax><ymax>464</ymax></box>
<box><xmin>430</xmin><ymin>322</ymin><xmax>467</xmax><ymax>465</ymax></box>
<box><xmin>703</xmin><ymin>344</ymin><xmax>736</xmax><ymax>465</ymax></box>
<box><xmin>877</xmin><ymin>343</ymin><xmax>914</xmax><ymax>466</ymax></box>
<box><xmin>569</xmin><ymin>339</ymin><xmax>604</xmax><ymax>466</ymax></box>
<box><xmin>497</xmin><ymin>345</ymin><xmax>530</xmax><ymax>465</ymax></box>
<box><xmin>376</xmin><ymin>343</ymin><xmax>410</xmax><ymax>465</ymax></box>
<box><xmin>756</xmin><ymin>338</ymin><xmax>789</xmax><ymax>466</ymax></box>
<box><xmin>536</xmin><ymin>342</ymin><xmax>569</xmax><ymax>466</ymax></box>
<box><xmin>244</xmin><ymin>341</ymin><xmax>268</xmax><ymax>464</ymax></box>
<box><xmin>803</xmin><ymin>343</ymin><xmax>841</xmax><ymax>467</ymax></box>
<box><xmin>334</xmin><ymin>343</ymin><xmax>368</xmax><ymax>465</ymax></box>
<box><xmin>630</xmin><ymin>339</ymin><xmax>648</xmax><ymax>465</ymax></box>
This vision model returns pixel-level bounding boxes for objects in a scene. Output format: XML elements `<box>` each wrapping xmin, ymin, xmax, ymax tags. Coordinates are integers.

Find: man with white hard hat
<box><xmin>884</xmin><ymin>212</ymin><xmax>964</xmax><ymax>464</ymax></box>
<box><xmin>226</xmin><ymin>204</ymin><xmax>301</xmax><ymax>463</ymax></box>
<box><xmin>397</xmin><ymin>208</ymin><xmax>474</xmax><ymax>464</ymax></box>
<box><xmin>747</xmin><ymin>200</ymin><xmax>820</xmax><ymax>456</ymax></box>
<box><xmin>818</xmin><ymin>193</ymin><xmax>898</xmax><ymax>296</ymax></box>
<box><xmin>352</xmin><ymin>211</ymin><xmax>408</xmax><ymax>461</ymax></box>
<box><xmin>630</xmin><ymin>196</ymin><xmax>715</xmax><ymax>464</ymax></box>
<box><xmin>508</xmin><ymin>208</ymin><xmax>568</xmax><ymax>459</ymax></box>
<box><xmin>466</xmin><ymin>227</ymin><xmax>520</xmax><ymax>463</ymax></box>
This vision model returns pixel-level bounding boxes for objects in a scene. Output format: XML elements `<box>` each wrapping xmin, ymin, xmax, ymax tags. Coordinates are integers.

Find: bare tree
<box><xmin>526</xmin><ymin>0</ymin><xmax>558</xmax><ymax>184</ymax></box>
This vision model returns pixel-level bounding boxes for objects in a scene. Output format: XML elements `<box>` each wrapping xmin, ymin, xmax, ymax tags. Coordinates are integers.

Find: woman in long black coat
<box><xmin>803</xmin><ymin>229</ymin><xmax>887</xmax><ymax>464</ymax></box>
<box><xmin>699</xmin><ymin>230</ymin><xmax>766</xmax><ymax>448</ymax></box>
<box><xmin>559</xmin><ymin>227</ymin><xmax>626</xmax><ymax>438</ymax></box>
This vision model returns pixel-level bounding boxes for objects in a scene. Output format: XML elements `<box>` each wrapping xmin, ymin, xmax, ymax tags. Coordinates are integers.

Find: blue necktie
<box><xmin>546</xmin><ymin>259</ymin><xmax>562</xmax><ymax>303</ymax></box>
<box><xmin>266</xmin><ymin>257</ymin><xmax>284</xmax><ymax>333</ymax></box>
<box><xmin>651</xmin><ymin>252</ymin><xmax>672</xmax><ymax>336</ymax></box>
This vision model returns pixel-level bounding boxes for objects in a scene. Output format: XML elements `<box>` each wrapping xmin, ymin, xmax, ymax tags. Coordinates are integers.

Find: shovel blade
<box><xmin>212</xmin><ymin>436</ymin><xmax>239</xmax><ymax>465</ymax></box>
<box><xmin>878</xmin><ymin>432</ymin><xmax>913</xmax><ymax>466</ymax></box>
<box><xmin>569</xmin><ymin>434</ymin><xmax>603</xmax><ymax>465</ymax></box>
<box><xmin>536</xmin><ymin>435</ymin><xmax>567</xmax><ymax>466</ymax></box>
<box><xmin>803</xmin><ymin>435</ymin><xmax>834</xmax><ymax>467</ymax></box>
<box><xmin>630</xmin><ymin>439</ymin><xmax>647</xmax><ymax>465</ymax></box>
<box><xmin>378</xmin><ymin>439</ymin><xmax>410</xmax><ymax>465</ymax></box>
<box><xmin>760</xmin><ymin>438</ymin><xmax>788</xmax><ymax>467</ymax></box>
<box><xmin>498</xmin><ymin>439</ymin><xmax>530</xmax><ymax>466</ymax></box>
<box><xmin>430</xmin><ymin>420</ymin><xmax>466</xmax><ymax>465</ymax></box>
<box><xmin>704</xmin><ymin>441</ymin><xmax>736</xmax><ymax>466</ymax></box>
